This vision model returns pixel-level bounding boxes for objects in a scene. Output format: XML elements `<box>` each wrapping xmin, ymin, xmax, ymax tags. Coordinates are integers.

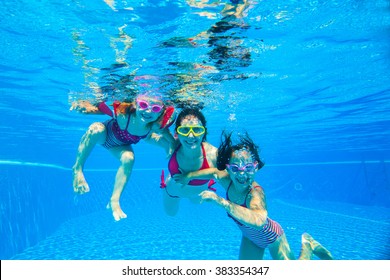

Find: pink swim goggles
<box><xmin>136</xmin><ymin>99</ymin><xmax>164</xmax><ymax>113</ymax></box>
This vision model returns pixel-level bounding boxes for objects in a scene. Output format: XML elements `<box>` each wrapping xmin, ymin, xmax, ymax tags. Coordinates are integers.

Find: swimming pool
<box><xmin>1</xmin><ymin>0</ymin><xmax>390</xmax><ymax>261</ymax></box>
<box><xmin>6</xmin><ymin>170</ymin><xmax>390</xmax><ymax>260</ymax></box>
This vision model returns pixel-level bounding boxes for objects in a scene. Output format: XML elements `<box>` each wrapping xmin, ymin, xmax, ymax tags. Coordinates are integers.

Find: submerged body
<box><xmin>160</xmin><ymin>108</ymin><xmax>218</xmax><ymax>216</ymax></box>
<box><xmin>72</xmin><ymin>96</ymin><xmax>175</xmax><ymax>221</ymax></box>
<box><xmin>177</xmin><ymin>131</ymin><xmax>334</xmax><ymax>260</ymax></box>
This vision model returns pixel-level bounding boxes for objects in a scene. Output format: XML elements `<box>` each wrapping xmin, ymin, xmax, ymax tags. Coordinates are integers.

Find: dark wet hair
<box><xmin>216</xmin><ymin>131</ymin><xmax>264</xmax><ymax>171</ymax></box>
<box><xmin>175</xmin><ymin>107</ymin><xmax>207</xmax><ymax>141</ymax></box>
<box><xmin>174</xmin><ymin>100</ymin><xmax>205</xmax><ymax>110</ymax></box>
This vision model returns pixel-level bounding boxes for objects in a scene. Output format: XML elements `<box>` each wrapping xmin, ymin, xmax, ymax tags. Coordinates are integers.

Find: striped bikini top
<box><xmin>226</xmin><ymin>183</ymin><xmax>284</xmax><ymax>249</ymax></box>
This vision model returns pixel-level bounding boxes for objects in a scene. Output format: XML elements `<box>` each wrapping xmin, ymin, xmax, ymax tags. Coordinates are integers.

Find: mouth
<box><xmin>141</xmin><ymin>112</ymin><xmax>153</xmax><ymax>120</ymax></box>
<box><xmin>184</xmin><ymin>138</ymin><xmax>199</xmax><ymax>147</ymax></box>
<box><xmin>185</xmin><ymin>138</ymin><xmax>197</xmax><ymax>144</ymax></box>
<box><xmin>235</xmin><ymin>176</ymin><xmax>248</xmax><ymax>185</ymax></box>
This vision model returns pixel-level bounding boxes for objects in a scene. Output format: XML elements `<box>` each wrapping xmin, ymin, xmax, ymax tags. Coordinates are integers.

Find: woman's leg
<box><xmin>72</xmin><ymin>122</ymin><xmax>106</xmax><ymax>194</ymax></box>
<box><xmin>239</xmin><ymin>236</ymin><xmax>265</xmax><ymax>260</ymax></box>
<box><xmin>107</xmin><ymin>145</ymin><xmax>135</xmax><ymax>221</ymax></box>
<box><xmin>162</xmin><ymin>177</ymin><xmax>180</xmax><ymax>216</ymax></box>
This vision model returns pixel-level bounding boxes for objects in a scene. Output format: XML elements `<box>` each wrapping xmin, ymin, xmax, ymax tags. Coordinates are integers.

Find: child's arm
<box><xmin>146</xmin><ymin>127</ymin><xmax>178</xmax><ymax>157</ymax></box>
<box><xmin>145</xmin><ymin>105</ymin><xmax>178</xmax><ymax>155</ymax></box>
<box><xmin>199</xmin><ymin>185</ymin><xmax>268</xmax><ymax>229</ymax></box>
<box><xmin>172</xmin><ymin>167</ymin><xmax>230</xmax><ymax>186</ymax></box>
<box><xmin>70</xmin><ymin>100</ymin><xmax>103</xmax><ymax>114</ymax></box>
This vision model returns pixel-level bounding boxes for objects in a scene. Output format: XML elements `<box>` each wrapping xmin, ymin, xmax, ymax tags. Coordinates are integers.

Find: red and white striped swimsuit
<box><xmin>226</xmin><ymin>183</ymin><xmax>284</xmax><ymax>249</ymax></box>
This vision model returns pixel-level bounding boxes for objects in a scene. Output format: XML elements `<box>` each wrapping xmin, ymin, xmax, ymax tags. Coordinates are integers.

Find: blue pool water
<box><xmin>1</xmin><ymin>0</ymin><xmax>390</xmax><ymax>260</ymax></box>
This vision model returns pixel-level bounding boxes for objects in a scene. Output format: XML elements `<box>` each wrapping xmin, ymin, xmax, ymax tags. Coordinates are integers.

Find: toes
<box><xmin>113</xmin><ymin>211</ymin><xmax>127</xmax><ymax>221</ymax></box>
<box><xmin>74</xmin><ymin>184</ymin><xmax>89</xmax><ymax>194</ymax></box>
<box><xmin>302</xmin><ymin>233</ymin><xmax>314</xmax><ymax>242</ymax></box>
<box><xmin>313</xmin><ymin>246</ymin><xmax>333</xmax><ymax>260</ymax></box>
<box><xmin>113</xmin><ymin>213</ymin><xmax>121</xmax><ymax>222</ymax></box>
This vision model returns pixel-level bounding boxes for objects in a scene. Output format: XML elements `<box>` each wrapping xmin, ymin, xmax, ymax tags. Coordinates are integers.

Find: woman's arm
<box><xmin>200</xmin><ymin>185</ymin><xmax>268</xmax><ymax>229</ymax></box>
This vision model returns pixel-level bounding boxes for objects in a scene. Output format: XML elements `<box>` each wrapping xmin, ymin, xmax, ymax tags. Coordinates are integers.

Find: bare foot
<box><xmin>72</xmin><ymin>168</ymin><xmax>90</xmax><ymax>194</ymax></box>
<box><xmin>107</xmin><ymin>200</ymin><xmax>127</xmax><ymax>221</ymax></box>
<box><xmin>301</xmin><ymin>233</ymin><xmax>314</xmax><ymax>259</ymax></box>
<box><xmin>302</xmin><ymin>233</ymin><xmax>333</xmax><ymax>260</ymax></box>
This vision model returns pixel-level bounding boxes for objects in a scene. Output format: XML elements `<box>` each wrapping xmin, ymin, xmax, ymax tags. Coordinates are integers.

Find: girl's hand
<box><xmin>172</xmin><ymin>172</ymin><xmax>190</xmax><ymax>185</ymax></box>
<box><xmin>199</xmin><ymin>190</ymin><xmax>219</xmax><ymax>203</ymax></box>
<box><xmin>172</xmin><ymin>168</ymin><xmax>193</xmax><ymax>185</ymax></box>
<box><xmin>70</xmin><ymin>100</ymin><xmax>99</xmax><ymax>114</ymax></box>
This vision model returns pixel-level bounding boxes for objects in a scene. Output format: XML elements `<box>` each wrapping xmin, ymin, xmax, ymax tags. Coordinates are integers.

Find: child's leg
<box><xmin>301</xmin><ymin>233</ymin><xmax>333</xmax><ymax>260</ymax></box>
<box><xmin>72</xmin><ymin>122</ymin><xmax>106</xmax><ymax>194</ymax></box>
<box><xmin>107</xmin><ymin>145</ymin><xmax>135</xmax><ymax>221</ymax></box>
<box><xmin>268</xmin><ymin>233</ymin><xmax>296</xmax><ymax>260</ymax></box>
<box><xmin>239</xmin><ymin>236</ymin><xmax>265</xmax><ymax>260</ymax></box>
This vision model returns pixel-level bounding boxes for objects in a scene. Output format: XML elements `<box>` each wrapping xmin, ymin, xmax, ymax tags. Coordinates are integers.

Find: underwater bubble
<box><xmin>294</xmin><ymin>182</ymin><xmax>303</xmax><ymax>191</ymax></box>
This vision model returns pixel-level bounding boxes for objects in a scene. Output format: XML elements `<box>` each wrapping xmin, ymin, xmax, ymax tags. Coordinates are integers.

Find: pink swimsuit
<box><xmin>160</xmin><ymin>143</ymin><xmax>216</xmax><ymax>197</ymax></box>
<box><xmin>168</xmin><ymin>143</ymin><xmax>212</xmax><ymax>186</ymax></box>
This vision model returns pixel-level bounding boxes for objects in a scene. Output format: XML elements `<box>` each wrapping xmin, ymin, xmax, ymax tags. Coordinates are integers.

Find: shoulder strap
<box><xmin>226</xmin><ymin>181</ymin><xmax>233</xmax><ymax>200</ymax></box>
<box><xmin>124</xmin><ymin>113</ymin><xmax>131</xmax><ymax>130</ymax></box>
